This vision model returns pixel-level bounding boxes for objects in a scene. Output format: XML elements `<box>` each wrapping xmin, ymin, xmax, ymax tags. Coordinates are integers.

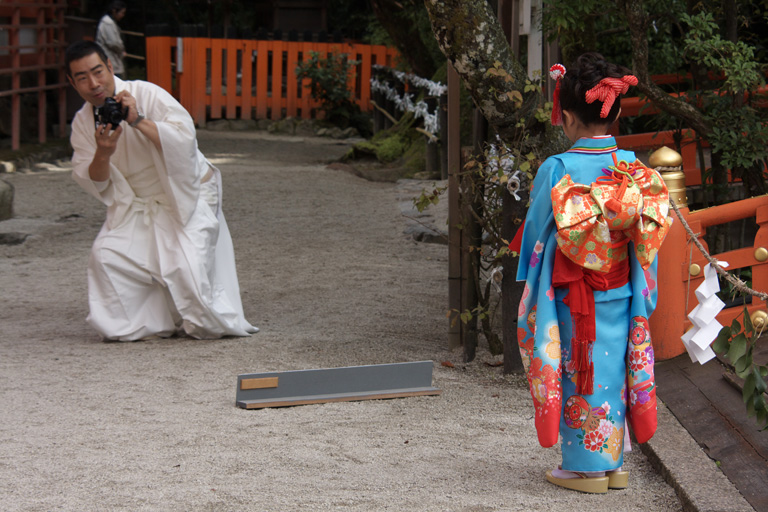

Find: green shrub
<box><xmin>296</xmin><ymin>51</ymin><xmax>372</xmax><ymax>137</ymax></box>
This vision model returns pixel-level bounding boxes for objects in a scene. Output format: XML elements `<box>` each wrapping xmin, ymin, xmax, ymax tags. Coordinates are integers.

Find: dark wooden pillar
<box><xmin>447</xmin><ymin>63</ymin><xmax>463</xmax><ymax>350</ymax></box>
<box><xmin>499</xmin><ymin>0</ymin><xmax>526</xmax><ymax>374</ymax></box>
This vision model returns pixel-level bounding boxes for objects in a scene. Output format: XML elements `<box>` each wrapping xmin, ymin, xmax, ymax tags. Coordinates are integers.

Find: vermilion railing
<box><xmin>650</xmin><ymin>196</ymin><xmax>768</xmax><ymax>360</ymax></box>
<box><xmin>145</xmin><ymin>36</ymin><xmax>400</xmax><ymax>125</ymax></box>
<box><xmin>615</xmin><ymin>85</ymin><xmax>768</xmax><ymax>360</ymax></box>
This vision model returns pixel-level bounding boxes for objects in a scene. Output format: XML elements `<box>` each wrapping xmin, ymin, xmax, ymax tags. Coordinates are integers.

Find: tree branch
<box><xmin>622</xmin><ymin>0</ymin><xmax>712</xmax><ymax>137</ymax></box>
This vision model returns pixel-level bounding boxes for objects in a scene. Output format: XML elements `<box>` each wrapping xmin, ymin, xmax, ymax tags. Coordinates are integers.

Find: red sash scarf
<box><xmin>552</xmin><ymin>249</ymin><xmax>630</xmax><ymax>395</ymax></box>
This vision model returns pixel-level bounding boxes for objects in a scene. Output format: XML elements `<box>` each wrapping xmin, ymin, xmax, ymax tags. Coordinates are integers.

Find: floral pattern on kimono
<box><xmin>516</xmin><ymin>136</ymin><xmax>666</xmax><ymax>468</ymax></box>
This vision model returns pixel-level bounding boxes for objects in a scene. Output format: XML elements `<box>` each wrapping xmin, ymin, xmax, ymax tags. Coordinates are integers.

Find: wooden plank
<box><xmin>299</xmin><ymin>41</ymin><xmax>314</xmax><ymax>119</ymax></box>
<box><xmin>35</xmin><ymin>8</ymin><xmax>45</xmax><ymax>144</ymax></box>
<box><xmin>447</xmin><ymin>63</ymin><xmax>462</xmax><ymax>349</ymax></box>
<box><xmin>240</xmin><ymin>377</ymin><xmax>278</xmax><ymax>390</ymax></box>
<box><xmin>225</xmin><ymin>39</ymin><xmax>238</xmax><ymax>119</ymax></box>
<box><xmin>371</xmin><ymin>45</ymin><xmax>386</xmax><ymax>68</ymax></box>
<box><xmin>386</xmin><ymin>46</ymin><xmax>399</xmax><ymax>68</ymax></box>
<box><xmin>241</xmin><ymin>390</ymin><xmax>442</xmax><ymax>410</ymax></box>
<box><xmin>255</xmin><ymin>40</ymin><xmax>269</xmax><ymax>120</ymax></box>
<box><xmin>656</xmin><ymin>356</ymin><xmax>768</xmax><ymax>511</ymax></box>
<box><xmin>338</xmin><ymin>43</ymin><xmax>356</xmax><ymax>107</ymax></box>
<box><xmin>195</xmin><ymin>38</ymin><xmax>210</xmax><ymax>124</ymax></box>
<box><xmin>11</xmin><ymin>7</ymin><xmax>19</xmax><ymax>150</ymax></box>
<box><xmin>357</xmin><ymin>44</ymin><xmax>372</xmax><ymax>111</ymax></box>
<box><xmin>178</xmin><ymin>37</ymin><xmax>206</xmax><ymax>125</ymax></box>
<box><xmin>311</xmin><ymin>41</ymin><xmax>330</xmax><ymax>117</ymax></box>
<box><xmin>285</xmin><ymin>41</ymin><xmax>299</xmax><ymax>118</ymax></box>
<box><xmin>236</xmin><ymin>361</ymin><xmax>440</xmax><ymax>409</ymax></box>
<box><xmin>240</xmin><ymin>41</ymin><xmax>254</xmax><ymax>120</ymax></box>
<box><xmin>145</xmin><ymin>36</ymin><xmax>173</xmax><ymax>93</ymax></box>
<box><xmin>270</xmin><ymin>39</ymin><xmax>284</xmax><ymax>120</ymax></box>
<box><xmin>210</xmin><ymin>39</ymin><xmax>224</xmax><ymax>119</ymax></box>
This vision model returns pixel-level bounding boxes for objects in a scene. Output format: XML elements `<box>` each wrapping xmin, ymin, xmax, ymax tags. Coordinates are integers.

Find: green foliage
<box><xmin>681</xmin><ymin>12</ymin><xmax>768</xmax><ymax>195</ymax></box>
<box><xmin>711</xmin><ymin>307</ymin><xmax>768</xmax><ymax>430</ymax></box>
<box><xmin>374</xmin><ymin>136</ymin><xmax>408</xmax><ymax>163</ymax></box>
<box><xmin>682</xmin><ymin>12</ymin><xmax>765</xmax><ymax>95</ymax></box>
<box><xmin>353</xmin><ymin>137</ymin><xmax>406</xmax><ymax>164</ymax></box>
<box><xmin>708</xmin><ymin>106</ymin><xmax>768</xmax><ymax>172</ymax></box>
<box><xmin>541</xmin><ymin>0</ymin><xmax>687</xmax><ymax>74</ymax></box>
<box><xmin>414</xmin><ymin>186</ymin><xmax>447</xmax><ymax>213</ymax></box>
<box><xmin>295</xmin><ymin>51</ymin><xmax>371</xmax><ymax>137</ymax></box>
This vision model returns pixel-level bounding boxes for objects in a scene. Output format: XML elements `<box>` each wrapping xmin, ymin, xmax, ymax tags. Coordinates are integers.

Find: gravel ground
<box><xmin>0</xmin><ymin>130</ymin><xmax>684</xmax><ymax>511</ymax></box>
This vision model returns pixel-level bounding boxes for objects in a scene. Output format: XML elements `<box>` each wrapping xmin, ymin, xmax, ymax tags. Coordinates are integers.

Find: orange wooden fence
<box><xmin>145</xmin><ymin>36</ymin><xmax>400</xmax><ymax>125</ymax></box>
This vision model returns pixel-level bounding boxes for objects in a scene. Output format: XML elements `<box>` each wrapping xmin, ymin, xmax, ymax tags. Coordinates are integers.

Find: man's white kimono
<box><xmin>70</xmin><ymin>77</ymin><xmax>257</xmax><ymax>341</ymax></box>
<box><xmin>95</xmin><ymin>14</ymin><xmax>125</xmax><ymax>75</ymax></box>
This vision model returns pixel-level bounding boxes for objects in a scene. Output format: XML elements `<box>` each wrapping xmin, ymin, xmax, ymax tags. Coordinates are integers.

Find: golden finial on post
<box><xmin>650</xmin><ymin>146</ymin><xmax>687</xmax><ymax>208</ymax></box>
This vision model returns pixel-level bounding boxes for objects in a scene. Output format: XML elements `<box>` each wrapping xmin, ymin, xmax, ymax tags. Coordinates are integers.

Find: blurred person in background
<box><xmin>96</xmin><ymin>1</ymin><xmax>127</xmax><ymax>78</ymax></box>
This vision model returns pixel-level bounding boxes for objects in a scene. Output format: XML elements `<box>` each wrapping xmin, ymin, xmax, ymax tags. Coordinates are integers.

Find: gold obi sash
<box><xmin>551</xmin><ymin>154</ymin><xmax>673</xmax><ymax>272</ymax></box>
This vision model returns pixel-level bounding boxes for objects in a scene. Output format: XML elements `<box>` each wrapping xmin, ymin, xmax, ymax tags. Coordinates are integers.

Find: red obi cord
<box><xmin>552</xmin><ymin>249</ymin><xmax>630</xmax><ymax>395</ymax></box>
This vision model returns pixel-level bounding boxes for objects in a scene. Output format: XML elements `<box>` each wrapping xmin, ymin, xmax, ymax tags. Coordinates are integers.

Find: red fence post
<box><xmin>255</xmin><ymin>40</ymin><xmax>269</xmax><ymax>120</ymax></box>
<box><xmin>285</xmin><ymin>42</ymin><xmax>299</xmax><ymax>118</ymax></box>
<box><xmin>239</xmin><ymin>41</ymin><xmax>255</xmax><ymax>120</ymax></box>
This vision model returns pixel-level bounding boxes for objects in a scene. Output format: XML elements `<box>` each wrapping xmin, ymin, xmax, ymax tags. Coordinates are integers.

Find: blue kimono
<box><xmin>515</xmin><ymin>136</ymin><xmax>664</xmax><ymax>472</ymax></box>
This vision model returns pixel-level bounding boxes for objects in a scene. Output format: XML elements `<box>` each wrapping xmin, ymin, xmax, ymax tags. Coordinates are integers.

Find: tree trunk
<box><xmin>722</xmin><ymin>0</ymin><xmax>738</xmax><ymax>43</ymax></box>
<box><xmin>424</xmin><ymin>0</ymin><xmax>568</xmax><ymax>150</ymax></box>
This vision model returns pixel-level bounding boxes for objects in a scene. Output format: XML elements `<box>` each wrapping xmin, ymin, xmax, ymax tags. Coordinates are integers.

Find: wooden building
<box><xmin>0</xmin><ymin>0</ymin><xmax>68</xmax><ymax>150</ymax></box>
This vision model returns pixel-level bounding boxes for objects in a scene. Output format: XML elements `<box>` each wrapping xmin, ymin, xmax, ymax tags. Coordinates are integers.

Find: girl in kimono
<box><xmin>514</xmin><ymin>53</ymin><xmax>672</xmax><ymax>493</ymax></box>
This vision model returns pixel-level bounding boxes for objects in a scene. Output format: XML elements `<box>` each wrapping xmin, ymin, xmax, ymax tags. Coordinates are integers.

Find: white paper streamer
<box><xmin>370</xmin><ymin>66</ymin><xmax>446</xmax><ymax>136</ymax></box>
<box><xmin>372</xmin><ymin>65</ymin><xmax>448</xmax><ymax>96</ymax></box>
<box><xmin>486</xmin><ymin>138</ymin><xmax>522</xmax><ymax>201</ymax></box>
<box><xmin>681</xmin><ymin>262</ymin><xmax>729</xmax><ymax>364</ymax></box>
<box><xmin>488</xmin><ymin>266</ymin><xmax>503</xmax><ymax>293</ymax></box>
<box><xmin>370</xmin><ymin>78</ymin><xmax>441</xmax><ymax>136</ymax></box>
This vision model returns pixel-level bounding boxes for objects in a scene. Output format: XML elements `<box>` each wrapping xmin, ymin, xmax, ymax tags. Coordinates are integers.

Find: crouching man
<box><xmin>66</xmin><ymin>40</ymin><xmax>257</xmax><ymax>341</ymax></box>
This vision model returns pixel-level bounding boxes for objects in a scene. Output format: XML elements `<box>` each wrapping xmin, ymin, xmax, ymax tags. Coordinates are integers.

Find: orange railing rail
<box><xmin>650</xmin><ymin>196</ymin><xmax>768</xmax><ymax>359</ymax></box>
<box><xmin>145</xmin><ymin>36</ymin><xmax>400</xmax><ymax>125</ymax></box>
<box><xmin>613</xmin><ymin>83</ymin><xmax>768</xmax><ymax>360</ymax></box>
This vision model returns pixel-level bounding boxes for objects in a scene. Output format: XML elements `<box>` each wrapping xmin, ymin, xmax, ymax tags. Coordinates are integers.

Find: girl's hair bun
<box><xmin>559</xmin><ymin>52</ymin><xmax>633</xmax><ymax>126</ymax></box>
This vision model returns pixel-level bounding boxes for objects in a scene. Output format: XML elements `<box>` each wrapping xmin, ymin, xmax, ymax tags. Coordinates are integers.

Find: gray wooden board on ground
<box><xmin>236</xmin><ymin>360</ymin><xmax>441</xmax><ymax>409</ymax></box>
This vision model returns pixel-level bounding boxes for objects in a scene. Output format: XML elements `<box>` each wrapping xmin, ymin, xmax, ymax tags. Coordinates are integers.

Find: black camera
<box><xmin>94</xmin><ymin>97</ymin><xmax>128</xmax><ymax>127</ymax></box>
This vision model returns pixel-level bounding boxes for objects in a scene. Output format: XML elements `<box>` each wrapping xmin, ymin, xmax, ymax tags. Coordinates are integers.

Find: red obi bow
<box><xmin>550</xmin><ymin>154</ymin><xmax>672</xmax><ymax>272</ymax></box>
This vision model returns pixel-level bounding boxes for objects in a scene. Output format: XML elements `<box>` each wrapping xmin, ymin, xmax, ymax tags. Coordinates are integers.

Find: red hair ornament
<box><xmin>549</xmin><ymin>63</ymin><xmax>566</xmax><ymax>126</ymax></box>
<box><xmin>585</xmin><ymin>75</ymin><xmax>638</xmax><ymax>118</ymax></box>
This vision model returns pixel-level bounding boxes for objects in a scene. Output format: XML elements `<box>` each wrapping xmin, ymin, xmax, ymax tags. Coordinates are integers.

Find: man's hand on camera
<box><xmin>115</xmin><ymin>91</ymin><xmax>141</xmax><ymax>126</ymax></box>
<box><xmin>89</xmin><ymin>122</ymin><xmax>122</xmax><ymax>182</ymax></box>
<box><xmin>94</xmin><ymin>122</ymin><xmax>122</xmax><ymax>158</ymax></box>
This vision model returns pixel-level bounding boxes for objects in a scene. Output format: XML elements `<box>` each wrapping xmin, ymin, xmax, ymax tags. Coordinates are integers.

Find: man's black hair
<box><xmin>107</xmin><ymin>1</ymin><xmax>127</xmax><ymax>16</ymax></box>
<box><xmin>65</xmin><ymin>40</ymin><xmax>109</xmax><ymax>77</ymax></box>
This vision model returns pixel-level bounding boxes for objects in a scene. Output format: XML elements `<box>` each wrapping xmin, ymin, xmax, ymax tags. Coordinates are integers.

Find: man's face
<box><xmin>68</xmin><ymin>52</ymin><xmax>116</xmax><ymax>107</ymax></box>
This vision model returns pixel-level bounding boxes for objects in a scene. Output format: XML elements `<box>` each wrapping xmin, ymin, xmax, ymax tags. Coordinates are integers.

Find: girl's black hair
<box><xmin>559</xmin><ymin>52</ymin><xmax>633</xmax><ymax>126</ymax></box>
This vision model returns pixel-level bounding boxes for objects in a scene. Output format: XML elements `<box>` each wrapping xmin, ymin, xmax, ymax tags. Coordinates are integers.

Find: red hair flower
<box><xmin>549</xmin><ymin>63</ymin><xmax>566</xmax><ymax>81</ymax></box>
<box><xmin>549</xmin><ymin>64</ymin><xmax>566</xmax><ymax>126</ymax></box>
